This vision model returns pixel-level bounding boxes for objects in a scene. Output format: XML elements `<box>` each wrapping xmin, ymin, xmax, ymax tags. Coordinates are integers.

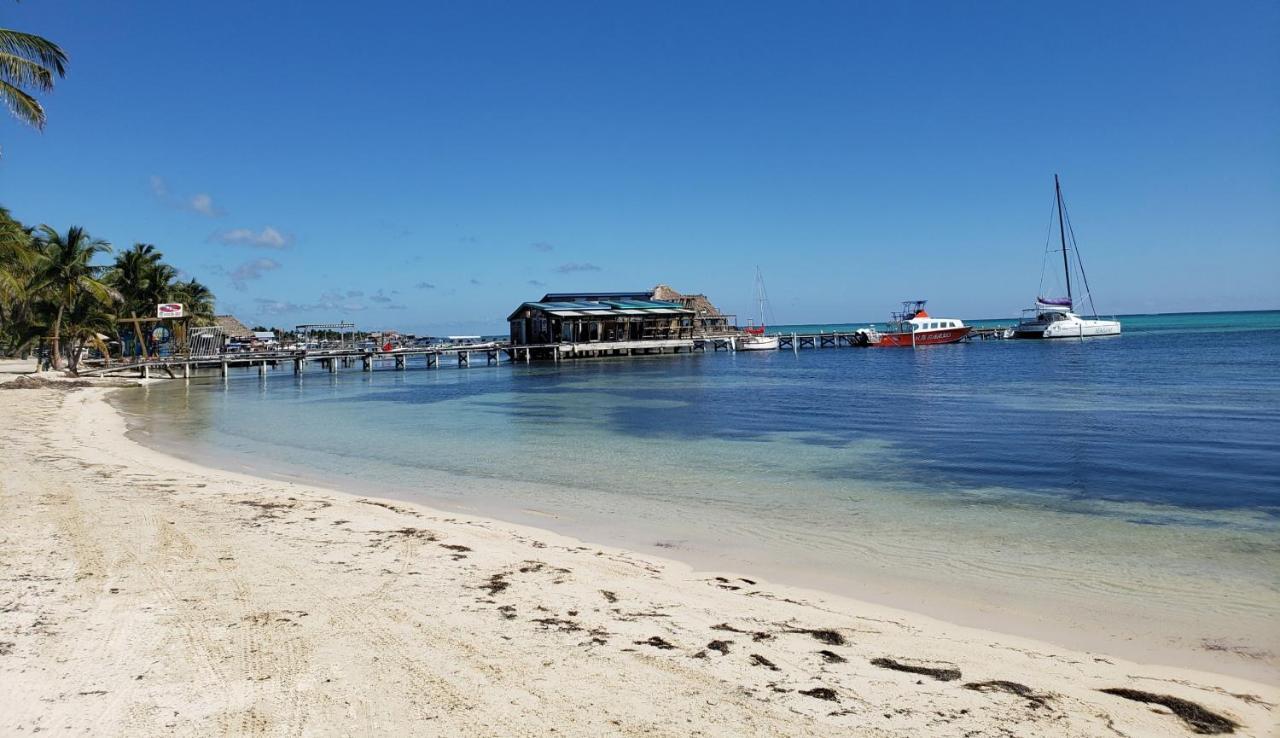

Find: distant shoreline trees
<box><xmin>0</xmin><ymin>206</ymin><xmax>217</xmax><ymax>371</ymax></box>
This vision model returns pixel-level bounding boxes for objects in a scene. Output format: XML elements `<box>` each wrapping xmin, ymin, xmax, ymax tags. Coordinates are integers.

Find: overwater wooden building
<box><xmin>507</xmin><ymin>291</ymin><xmax>697</xmax><ymax>347</ymax></box>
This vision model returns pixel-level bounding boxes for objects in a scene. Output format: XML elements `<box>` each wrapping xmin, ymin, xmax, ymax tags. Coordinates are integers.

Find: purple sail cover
<box><xmin>1037</xmin><ymin>296</ymin><xmax>1073</xmax><ymax>307</ymax></box>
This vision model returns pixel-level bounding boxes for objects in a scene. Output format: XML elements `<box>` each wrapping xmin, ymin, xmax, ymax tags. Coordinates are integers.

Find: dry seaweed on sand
<box><xmin>870</xmin><ymin>657</ymin><xmax>960</xmax><ymax>682</ymax></box>
<box><xmin>780</xmin><ymin>625</ymin><xmax>846</xmax><ymax>646</ymax></box>
<box><xmin>636</xmin><ymin>636</ymin><xmax>676</xmax><ymax>650</ymax></box>
<box><xmin>799</xmin><ymin>687</ymin><xmax>839</xmax><ymax>702</ymax></box>
<box><xmin>480</xmin><ymin>573</ymin><xmax>510</xmax><ymax>596</ymax></box>
<box><xmin>750</xmin><ymin>654</ymin><xmax>781</xmax><ymax>671</ymax></box>
<box><xmin>964</xmin><ymin>680</ymin><xmax>1052</xmax><ymax>708</ymax></box>
<box><xmin>0</xmin><ymin>376</ymin><xmax>94</xmax><ymax>390</ymax></box>
<box><xmin>1100</xmin><ymin>688</ymin><xmax>1238</xmax><ymax>735</ymax></box>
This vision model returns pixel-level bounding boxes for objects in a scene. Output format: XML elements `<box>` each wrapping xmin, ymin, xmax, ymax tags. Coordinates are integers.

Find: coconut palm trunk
<box><xmin>50</xmin><ymin>302</ymin><xmax>64</xmax><ymax>369</ymax></box>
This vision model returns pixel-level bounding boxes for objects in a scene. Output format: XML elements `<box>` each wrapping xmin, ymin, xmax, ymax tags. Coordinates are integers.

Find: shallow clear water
<box><xmin>114</xmin><ymin>311</ymin><xmax>1280</xmax><ymax>673</ymax></box>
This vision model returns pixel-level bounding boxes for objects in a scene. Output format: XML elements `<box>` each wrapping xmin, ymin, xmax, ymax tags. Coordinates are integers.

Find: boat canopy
<box><xmin>1036</xmin><ymin>296</ymin><xmax>1073</xmax><ymax>310</ymax></box>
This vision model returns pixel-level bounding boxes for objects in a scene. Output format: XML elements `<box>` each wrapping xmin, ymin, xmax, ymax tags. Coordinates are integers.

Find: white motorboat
<box><xmin>1013</xmin><ymin>175</ymin><xmax>1121</xmax><ymax>339</ymax></box>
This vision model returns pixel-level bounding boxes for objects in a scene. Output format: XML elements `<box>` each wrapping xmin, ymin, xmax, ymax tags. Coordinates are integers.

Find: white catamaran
<box><xmin>1012</xmin><ymin>175</ymin><xmax>1121</xmax><ymax>339</ymax></box>
<box><xmin>738</xmin><ymin>267</ymin><xmax>780</xmax><ymax>350</ymax></box>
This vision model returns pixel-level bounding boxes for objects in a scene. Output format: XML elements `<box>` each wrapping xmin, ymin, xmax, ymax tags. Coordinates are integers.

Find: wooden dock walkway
<box><xmin>78</xmin><ymin>328</ymin><xmax>1014</xmax><ymax>379</ymax></box>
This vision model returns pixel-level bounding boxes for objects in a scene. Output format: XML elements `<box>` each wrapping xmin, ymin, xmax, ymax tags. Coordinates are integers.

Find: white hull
<box><xmin>1012</xmin><ymin>313</ymin><xmax>1121</xmax><ymax>339</ymax></box>
<box><xmin>737</xmin><ymin>335</ymin><xmax>780</xmax><ymax>351</ymax></box>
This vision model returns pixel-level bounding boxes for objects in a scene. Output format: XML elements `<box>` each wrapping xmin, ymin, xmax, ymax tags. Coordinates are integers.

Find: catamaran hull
<box><xmin>1012</xmin><ymin>319</ymin><xmax>1121</xmax><ymax>339</ymax></box>
<box><xmin>876</xmin><ymin>327</ymin><xmax>971</xmax><ymax>347</ymax></box>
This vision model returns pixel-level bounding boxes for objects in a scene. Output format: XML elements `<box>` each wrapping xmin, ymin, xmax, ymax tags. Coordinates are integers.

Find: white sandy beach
<box><xmin>1</xmin><ymin>369</ymin><xmax>1276</xmax><ymax>736</ymax></box>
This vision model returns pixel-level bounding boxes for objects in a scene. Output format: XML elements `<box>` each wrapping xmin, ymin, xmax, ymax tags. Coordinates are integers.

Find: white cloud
<box><xmin>253</xmin><ymin>298</ymin><xmax>304</xmax><ymax>315</ymax></box>
<box><xmin>150</xmin><ymin>175</ymin><xmax>224</xmax><ymax>217</ymax></box>
<box><xmin>188</xmin><ymin>193</ymin><xmax>224</xmax><ymax>217</ymax></box>
<box><xmin>229</xmin><ymin>258</ymin><xmax>281</xmax><ymax>289</ymax></box>
<box><xmin>555</xmin><ymin>262</ymin><xmax>601</xmax><ymax>273</ymax></box>
<box><xmin>532</xmin><ymin>241</ymin><xmax>554</xmax><ymax>253</ymax></box>
<box><xmin>211</xmin><ymin>226</ymin><xmax>292</xmax><ymax>250</ymax></box>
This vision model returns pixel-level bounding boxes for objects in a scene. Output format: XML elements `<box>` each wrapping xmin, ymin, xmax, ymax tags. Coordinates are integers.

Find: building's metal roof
<box><xmin>540</xmin><ymin>291</ymin><xmax>654</xmax><ymax>302</ymax></box>
<box><xmin>508</xmin><ymin>299</ymin><xmax>694</xmax><ymax>322</ymax></box>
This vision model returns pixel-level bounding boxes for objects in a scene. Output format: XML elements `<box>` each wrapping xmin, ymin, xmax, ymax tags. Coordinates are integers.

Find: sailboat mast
<box><xmin>1055</xmin><ymin>174</ymin><xmax>1073</xmax><ymax>305</ymax></box>
<box><xmin>755</xmin><ymin>267</ymin><xmax>766</xmax><ymax>327</ymax></box>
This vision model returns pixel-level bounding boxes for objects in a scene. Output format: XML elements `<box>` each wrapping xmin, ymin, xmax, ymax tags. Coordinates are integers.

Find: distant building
<box><xmin>213</xmin><ymin>315</ymin><xmax>254</xmax><ymax>351</ymax></box>
<box><xmin>252</xmin><ymin>331</ymin><xmax>279</xmax><ymax>349</ymax></box>
<box><xmin>507</xmin><ymin>291</ymin><xmax>695</xmax><ymax>346</ymax></box>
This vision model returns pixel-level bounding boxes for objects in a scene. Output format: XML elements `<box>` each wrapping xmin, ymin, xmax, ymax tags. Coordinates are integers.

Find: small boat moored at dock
<box><xmin>875</xmin><ymin>300</ymin><xmax>971</xmax><ymax>347</ymax></box>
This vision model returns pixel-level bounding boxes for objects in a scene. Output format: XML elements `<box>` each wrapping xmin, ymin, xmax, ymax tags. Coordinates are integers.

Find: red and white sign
<box><xmin>157</xmin><ymin>303</ymin><xmax>185</xmax><ymax>319</ymax></box>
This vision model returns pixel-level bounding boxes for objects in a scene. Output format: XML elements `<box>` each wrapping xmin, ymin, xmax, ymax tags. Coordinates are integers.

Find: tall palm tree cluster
<box><xmin>1</xmin><ymin>206</ymin><xmax>216</xmax><ymax>371</ymax></box>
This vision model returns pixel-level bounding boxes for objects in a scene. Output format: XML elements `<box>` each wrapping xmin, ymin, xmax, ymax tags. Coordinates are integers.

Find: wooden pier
<box><xmin>78</xmin><ymin>327</ymin><xmax>1014</xmax><ymax>379</ymax></box>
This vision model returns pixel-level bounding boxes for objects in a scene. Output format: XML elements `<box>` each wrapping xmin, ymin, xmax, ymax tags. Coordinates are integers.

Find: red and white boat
<box><xmin>874</xmin><ymin>300</ymin><xmax>970</xmax><ymax>347</ymax></box>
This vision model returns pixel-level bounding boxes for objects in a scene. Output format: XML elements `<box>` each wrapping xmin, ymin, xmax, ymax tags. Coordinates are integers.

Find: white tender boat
<box><xmin>1013</xmin><ymin>175</ymin><xmax>1121</xmax><ymax>339</ymax></box>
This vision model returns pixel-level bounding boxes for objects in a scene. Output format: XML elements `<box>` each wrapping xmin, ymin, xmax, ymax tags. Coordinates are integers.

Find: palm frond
<box><xmin>80</xmin><ymin>276</ymin><xmax>121</xmax><ymax>306</ymax></box>
<box><xmin>0</xmin><ymin>51</ymin><xmax>54</xmax><ymax>91</ymax></box>
<box><xmin>0</xmin><ymin>29</ymin><xmax>67</xmax><ymax>77</ymax></box>
<box><xmin>0</xmin><ymin>78</ymin><xmax>44</xmax><ymax>129</ymax></box>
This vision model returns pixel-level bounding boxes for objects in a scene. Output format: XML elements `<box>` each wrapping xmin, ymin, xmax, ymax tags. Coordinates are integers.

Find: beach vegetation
<box><xmin>28</xmin><ymin>225</ymin><xmax>116</xmax><ymax>369</ymax></box>
<box><xmin>0</xmin><ymin>206</ymin><xmax>217</xmax><ymax>370</ymax></box>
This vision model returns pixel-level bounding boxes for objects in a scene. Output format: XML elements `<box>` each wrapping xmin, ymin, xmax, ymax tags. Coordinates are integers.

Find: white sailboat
<box><xmin>738</xmin><ymin>267</ymin><xmax>780</xmax><ymax>351</ymax></box>
<box><xmin>1012</xmin><ymin>175</ymin><xmax>1121</xmax><ymax>339</ymax></box>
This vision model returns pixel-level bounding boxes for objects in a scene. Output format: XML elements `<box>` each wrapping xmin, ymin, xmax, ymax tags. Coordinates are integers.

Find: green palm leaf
<box><xmin>0</xmin><ymin>29</ymin><xmax>67</xmax><ymax>77</ymax></box>
<box><xmin>0</xmin><ymin>77</ymin><xmax>44</xmax><ymax>128</ymax></box>
<box><xmin>0</xmin><ymin>28</ymin><xmax>67</xmax><ymax>138</ymax></box>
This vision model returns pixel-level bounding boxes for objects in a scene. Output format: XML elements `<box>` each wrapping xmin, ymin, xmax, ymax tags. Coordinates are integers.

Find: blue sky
<box><xmin>3</xmin><ymin>1</ymin><xmax>1277</xmax><ymax>333</ymax></box>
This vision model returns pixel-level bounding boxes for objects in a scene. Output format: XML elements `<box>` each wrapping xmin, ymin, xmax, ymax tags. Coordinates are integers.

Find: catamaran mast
<box><xmin>1055</xmin><ymin>173</ymin><xmax>1073</xmax><ymax>306</ymax></box>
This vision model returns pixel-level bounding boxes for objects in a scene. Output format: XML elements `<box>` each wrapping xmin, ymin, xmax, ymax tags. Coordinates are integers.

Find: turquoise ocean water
<box><xmin>114</xmin><ymin>310</ymin><xmax>1280</xmax><ymax>675</ymax></box>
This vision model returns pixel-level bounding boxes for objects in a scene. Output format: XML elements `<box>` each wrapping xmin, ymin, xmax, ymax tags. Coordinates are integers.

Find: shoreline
<box><xmin>114</xmin><ymin>374</ymin><xmax>1280</xmax><ymax>686</ymax></box>
<box><xmin>2</xmin><ymin>376</ymin><xmax>1277</xmax><ymax>735</ymax></box>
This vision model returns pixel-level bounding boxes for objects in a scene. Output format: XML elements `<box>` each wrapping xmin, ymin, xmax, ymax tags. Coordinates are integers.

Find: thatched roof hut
<box><xmin>213</xmin><ymin>315</ymin><xmax>253</xmax><ymax>340</ymax></box>
<box><xmin>651</xmin><ymin>284</ymin><xmax>724</xmax><ymax>318</ymax></box>
<box><xmin>651</xmin><ymin>284</ymin><xmax>734</xmax><ymax>332</ymax></box>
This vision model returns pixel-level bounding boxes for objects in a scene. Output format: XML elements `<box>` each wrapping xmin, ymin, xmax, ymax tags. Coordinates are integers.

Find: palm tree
<box><xmin>1</xmin><ymin>28</ymin><xmax>68</xmax><ymax>136</ymax></box>
<box><xmin>169</xmin><ymin>278</ymin><xmax>216</xmax><ymax>324</ymax></box>
<box><xmin>0</xmin><ymin>206</ymin><xmax>36</xmax><ymax>342</ymax></box>
<box><xmin>109</xmin><ymin>243</ymin><xmax>163</xmax><ymax>310</ymax></box>
<box><xmin>30</xmin><ymin>225</ymin><xmax>116</xmax><ymax>369</ymax></box>
<box><xmin>108</xmin><ymin>243</ymin><xmax>164</xmax><ymax>358</ymax></box>
<box><xmin>59</xmin><ymin>289</ymin><xmax>115</xmax><ymax>372</ymax></box>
